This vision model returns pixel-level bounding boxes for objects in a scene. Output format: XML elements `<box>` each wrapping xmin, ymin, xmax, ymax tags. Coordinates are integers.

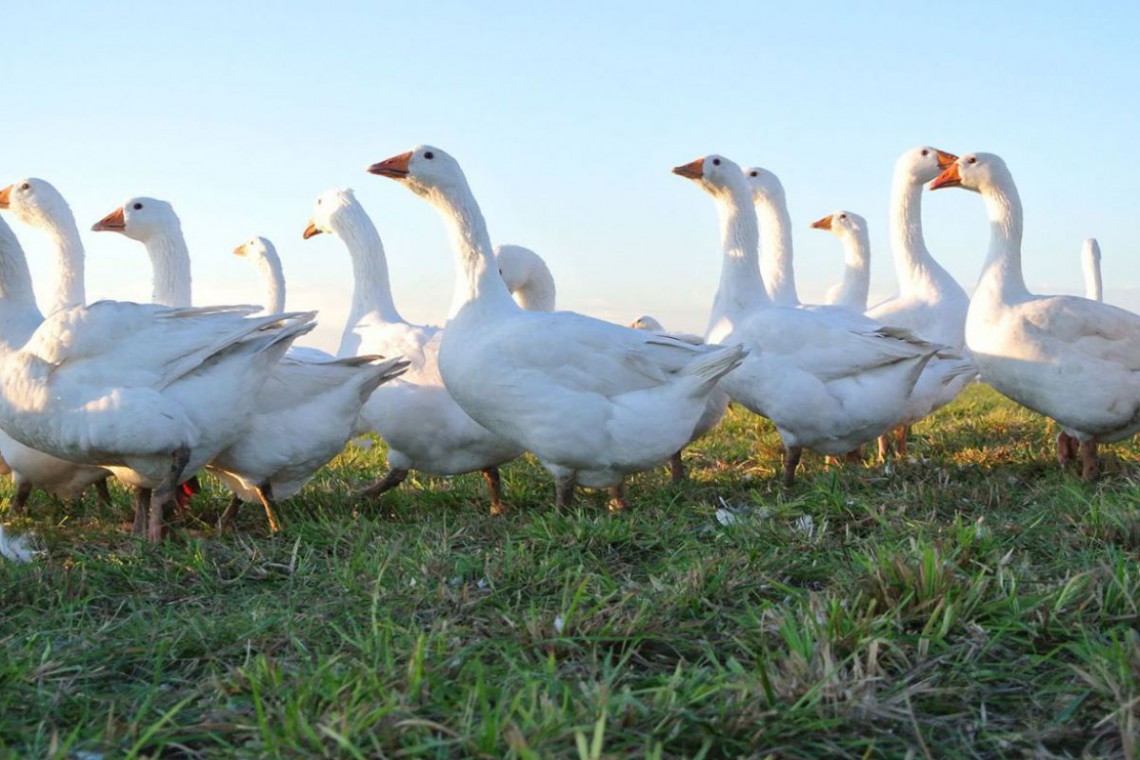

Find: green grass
<box><xmin>2</xmin><ymin>384</ymin><xmax>1139</xmax><ymax>758</ymax></box>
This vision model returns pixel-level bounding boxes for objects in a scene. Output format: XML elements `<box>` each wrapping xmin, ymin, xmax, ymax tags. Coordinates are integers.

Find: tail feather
<box><xmin>680</xmin><ymin>345</ymin><xmax>747</xmax><ymax>395</ymax></box>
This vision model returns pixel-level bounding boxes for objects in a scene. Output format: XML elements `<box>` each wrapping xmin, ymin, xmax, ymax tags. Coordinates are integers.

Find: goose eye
<box><xmin>967</xmin><ymin>157</ymin><xmax>977</xmax><ymax>164</ymax></box>
<box><xmin>712</xmin><ymin>158</ymin><xmax>721</xmax><ymax>166</ymax></box>
<box><xmin>132</xmin><ymin>202</ymin><xmax>143</xmax><ymax>210</ymax></box>
<box><xmin>749</xmin><ymin>170</ymin><xmax>757</xmax><ymax>177</ymax></box>
<box><xmin>20</xmin><ymin>182</ymin><xmax>29</xmax><ymax>191</ymax></box>
<box><xmin>317</xmin><ymin>198</ymin><xmax>322</xmax><ymax>205</ymax></box>
<box><xmin>839</xmin><ymin>214</ymin><xmax>847</xmax><ymax>220</ymax></box>
<box><xmin>921</xmin><ymin>149</ymin><xmax>929</xmax><ymax>157</ymax></box>
<box><xmin>424</xmin><ymin>151</ymin><xmax>434</xmax><ymax>160</ymax></box>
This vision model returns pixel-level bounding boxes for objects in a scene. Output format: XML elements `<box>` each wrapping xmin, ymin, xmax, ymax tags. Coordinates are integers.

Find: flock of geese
<box><xmin>0</xmin><ymin>144</ymin><xmax>1137</xmax><ymax>547</ymax></box>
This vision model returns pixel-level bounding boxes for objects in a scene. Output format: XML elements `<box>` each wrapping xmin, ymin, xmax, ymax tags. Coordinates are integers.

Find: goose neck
<box><xmin>889</xmin><ymin>173</ymin><xmax>936</xmax><ymax>294</ymax></box>
<box><xmin>1082</xmin><ymin>242</ymin><xmax>1102</xmax><ymax>302</ymax></box>
<box><xmin>334</xmin><ymin>206</ymin><xmax>404</xmax><ymax>326</ymax></box>
<box><xmin>708</xmin><ymin>181</ymin><xmax>769</xmax><ymax>333</ymax></box>
<box><xmin>0</xmin><ymin>222</ymin><xmax>39</xmax><ymax>311</ymax></box>
<box><xmin>834</xmin><ymin>229</ymin><xmax>870</xmax><ymax>311</ymax></box>
<box><xmin>513</xmin><ymin>268</ymin><xmax>556</xmax><ymax>312</ymax></box>
<box><xmin>41</xmin><ymin>211</ymin><xmax>85</xmax><ymax>312</ymax></box>
<box><xmin>144</xmin><ymin>229</ymin><xmax>193</xmax><ymax>307</ymax></box>
<box><xmin>975</xmin><ymin>181</ymin><xmax>1028</xmax><ymax>303</ymax></box>
<box><xmin>256</xmin><ymin>253</ymin><xmax>286</xmax><ymax>313</ymax></box>
<box><xmin>755</xmin><ymin>188</ymin><xmax>797</xmax><ymax>306</ymax></box>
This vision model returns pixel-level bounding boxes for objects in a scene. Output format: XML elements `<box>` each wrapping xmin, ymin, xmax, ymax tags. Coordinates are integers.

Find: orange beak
<box><xmin>0</xmin><ymin>185</ymin><xmax>10</xmax><ymax>209</ymax></box>
<box><xmin>302</xmin><ymin>221</ymin><xmax>322</xmax><ymax>240</ymax></box>
<box><xmin>91</xmin><ymin>206</ymin><xmax>126</xmax><ymax>232</ymax></box>
<box><xmin>367</xmin><ymin>151</ymin><xmax>413</xmax><ymax>179</ymax></box>
<box><xmin>811</xmin><ymin>214</ymin><xmax>834</xmax><ymax>230</ymax></box>
<box><xmin>934</xmin><ymin>149</ymin><xmax>958</xmax><ymax>169</ymax></box>
<box><xmin>929</xmin><ymin>163</ymin><xmax>963</xmax><ymax>190</ymax></box>
<box><xmin>233</xmin><ymin>244</ymin><xmax>247</xmax><ymax>256</ymax></box>
<box><xmin>671</xmin><ymin>157</ymin><xmax>705</xmax><ymax>180</ymax></box>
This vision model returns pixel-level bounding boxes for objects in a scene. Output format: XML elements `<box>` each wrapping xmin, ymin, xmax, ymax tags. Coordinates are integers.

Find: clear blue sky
<box><xmin>4</xmin><ymin>2</ymin><xmax>1137</xmax><ymax>349</ymax></box>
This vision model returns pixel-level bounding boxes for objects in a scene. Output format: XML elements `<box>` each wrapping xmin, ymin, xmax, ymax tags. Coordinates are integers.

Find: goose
<box><xmin>810</xmin><ymin>211</ymin><xmax>870</xmax><ymax>313</ymax></box>
<box><xmin>93</xmin><ymin>198</ymin><xmax>409</xmax><ymax>531</ymax></box>
<box><xmin>863</xmin><ymin>147</ymin><xmax>977</xmax><ymax>460</ymax></box>
<box><xmin>303</xmin><ymin>188</ymin><xmax>523</xmax><ymax>513</ymax></box>
<box><xmin>629</xmin><ymin>315</ymin><xmax>731</xmax><ymax>483</ymax></box>
<box><xmin>1081</xmin><ymin>238</ymin><xmax>1102</xmax><ymax>302</ymax></box>
<box><xmin>743</xmin><ymin>167</ymin><xmax>798</xmax><ymax>306</ymax></box>
<box><xmin>930</xmin><ymin>153</ymin><xmax>1140</xmax><ymax>480</ymax></box>
<box><xmin>496</xmin><ymin>244</ymin><xmax>556</xmax><ymax>312</ymax></box>
<box><xmin>367</xmin><ymin>146</ymin><xmax>745</xmax><ymax>510</ymax></box>
<box><xmin>232</xmin><ymin>236</ymin><xmax>334</xmax><ymax>361</ymax></box>
<box><xmin>674</xmin><ymin>154</ymin><xmax>941</xmax><ymax>485</ymax></box>
<box><xmin>0</xmin><ymin>180</ymin><xmax>116</xmax><ymax>513</ymax></box>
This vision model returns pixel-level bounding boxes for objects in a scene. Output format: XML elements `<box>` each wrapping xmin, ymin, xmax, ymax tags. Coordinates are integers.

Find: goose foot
<box><xmin>7</xmin><ymin>479</ymin><xmax>33</xmax><ymax>517</ymax></box>
<box><xmin>1056</xmin><ymin>431</ymin><xmax>1079</xmax><ymax>467</ymax></box>
<box><xmin>149</xmin><ymin>446</ymin><xmax>191</xmax><ymax>543</ymax></box>
<box><xmin>94</xmin><ymin>477</ymin><xmax>113</xmax><ymax>507</ymax></box>
<box><xmin>669</xmin><ymin>450</ymin><xmax>686</xmax><ymax>484</ymax></box>
<box><xmin>608</xmin><ymin>483</ymin><xmax>629</xmax><ymax>512</ymax></box>
<box><xmin>217</xmin><ymin>494</ymin><xmax>242</xmax><ymax>532</ymax></box>
<box><xmin>357</xmin><ymin>468</ymin><xmax>409</xmax><ymax>500</ymax></box>
<box><xmin>256</xmin><ymin>482</ymin><xmax>281</xmax><ymax>533</ymax></box>
<box><xmin>482</xmin><ymin>467</ymin><xmax>506</xmax><ymax>516</ymax></box>
<box><xmin>782</xmin><ymin>446</ymin><xmax>803</xmax><ymax>487</ymax></box>
<box><xmin>132</xmin><ymin>487</ymin><xmax>152</xmax><ymax>537</ymax></box>
<box><xmin>555</xmin><ymin>476</ymin><xmax>576</xmax><ymax>511</ymax></box>
<box><xmin>876</xmin><ymin>433</ymin><xmax>890</xmax><ymax>464</ymax></box>
<box><xmin>1079</xmin><ymin>440</ymin><xmax>1099</xmax><ymax>482</ymax></box>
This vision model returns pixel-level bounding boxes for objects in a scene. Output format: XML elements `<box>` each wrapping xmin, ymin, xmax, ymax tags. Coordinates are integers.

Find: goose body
<box><xmin>932</xmin><ymin>153</ymin><xmax>1140</xmax><ymax>479</ymax></box>
<box><xmin>811</xmin><ymin>211</ymin><xmax>870</xmax><ymax>313</ymax></box>
<box><xmin>94</xmin><ymin>197</ymin><xmax>408</xmax><ymax>527</ymax></box>
<box><xmin>304</xmin><ymin>188</ymin><xmax>522</xmax><ymax>511</ymax></box>
<box><xmin>367</xmin><ymin>146</ymin><xmax>744</xmax><ymax>509</ymax></box>
<box><xmin>675</xmin><ymin>154</ymin><xmax>940</xmax><ymax>484</ymax></box>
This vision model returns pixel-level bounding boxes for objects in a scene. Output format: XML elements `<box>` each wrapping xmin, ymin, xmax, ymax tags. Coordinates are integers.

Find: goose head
<box><xmin>671</xmin><ymin>154</ymin><xmax>748</xmax><ymax>196</ymax></box>
<box><xmin>895</xmin><ymin>147</ymin><xmax>958</xmax><ymax>184</ymax></box>
<box><xmin>0</xmin><ymin>178</ymin><xmax>72</xmax><ymax>229</ymax></box>
<box><xmin>234</xmin><ymin>235</ymin><xmax>276</xmax><ymax>261</ymax></box>
<box><xmin>929</xmin><ymin>152</ymin><xmax>1010</xmax><ymax>194</ymax></box>
<box><xmin>91</xmin><ymin>197</ymin><xmax>181</xmax><ymax>241</ymax></box>
<box><xmin>303</xmin><ymin>188</ymin><xmax>361</xmax><ymax>239</ymax></box>
<box><xmin>811</xmin><ymin>210</ymin><xmax>867</xmax><ymax>241</ymax></box>
<box><xmin>630</xmin><ymin>315</ymin><xmax>665</xmax><ymax>332</ymax></box>
<box><xmin>367</xmin><ymin>145</ymin><xmax>466</xmax><ymax>198</ymax></box>
<box><xmin>741</xmin><ymin>166</ymin><xmax>786</xmax><ymax>205</ymax></box>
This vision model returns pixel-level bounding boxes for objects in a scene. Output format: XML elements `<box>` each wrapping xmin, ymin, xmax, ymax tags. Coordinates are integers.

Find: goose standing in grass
<box><xmin>629</xmin><ymin>315</ymin><xmax>731</xmax><ymax>483</ymax></box>
<box><xmin>93</xmin><ymin>198</ymin><xmax>409</xmax><ymax>531</ymax></box>
<box><xmin>810</xmin><ymin>211</ymin><xmax>870</xmax><ymax>313</ymax></box>
<box><xmin>1082</xmin><ymin>238</ymin><xmax>1102</xmax><ymax>302</ymax></box>
<box><xmin>674</xmin><ymin>154</ymin><xmax>940</xmax><ymax>485</ymax></box>
<box><xmin>303</xmin><ymin>188</ymin><xmax>522</xmax><ymax>513</ymax></box>
<box><xmin>931</xmin><ymin>153</ymin><xmax>1140</xmax><ymax>480</ymax></box>
<box><xmin>863</xmin><ymin>147</ymin><xmax>976</xmax><ymax>460</ymax></box>
<box><xmin>496</xmin><ymin>244</ymin><xmax>556</xmax><ymax>312</ymax></box>
<box><xmin>368</xmin><ymin>146</ymin><xmax>745</xmax><ymax>510</ymax></box>
<box><xmin>0</xmin><ymin>180</ymin><xmax>115</xmax><ymax>513</ymax></box>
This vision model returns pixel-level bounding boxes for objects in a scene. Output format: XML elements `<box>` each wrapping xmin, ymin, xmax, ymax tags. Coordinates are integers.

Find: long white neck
<box><xmin>754</xmin><ymin>185</ymin><xmax>798</xmax><ymax>306</ymax></box>
<box><xmin>421</xmin><ymin>182</ymin><xmax>517</xmax><ymax>320</ymax></box>
<box><xmin>0</xmin><ymin>220</ymin><xmax>40</xmax><ymax>312</ymax></box>
<box><xmin>708</xmin><ymin>180</ymin><xmax>769</xmax><ymax>335</ymax></box>
<box><xmin>143</xmin><ymin>228</ymin><xmax>193</xmax><ymax>307</ymax></box>
<box><xmin>39</xmin><ymin>208</ymin><xmax>85</xmax><ymax>312</ymax></box>
<box><xmin>889</xmin><ymin>168</ymin><xmax>940</xmax><ymax>295</ymax></box>
<box><xmin>331</xmin><ymin>204</ymin><xmax>404</xmax><ymax>335</ymax></box>
<box><xmin>255</xmin><ymin>252</ymin><xmax>286</xmax><ymax>313</ymax></box>
<box><xmin>1081</xmin><ymin>239</ymin><xmax>1102</xmax><ymax>302</ymax></box>
<box><xmin>974</xmin><ymin>179</ymin><xmax>1028</xmax><ymax>304</ymax></box>
<box><xmin>832</xmin><ymin>228</ymin><xmax>870</xmax><ymax>312</ymax></box>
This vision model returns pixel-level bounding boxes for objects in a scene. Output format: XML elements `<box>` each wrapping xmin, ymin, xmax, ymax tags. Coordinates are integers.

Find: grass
<box><xmin>1</xmin><ymin>383</ymin><xmax>1139</xmax><ymax>758</ymax></box>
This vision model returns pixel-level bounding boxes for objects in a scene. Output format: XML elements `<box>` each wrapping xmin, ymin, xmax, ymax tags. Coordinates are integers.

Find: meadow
<box><xmin>1</xmin><ymin>384</ymin><xmax>1138</xmax><ymax>759</ymax></box>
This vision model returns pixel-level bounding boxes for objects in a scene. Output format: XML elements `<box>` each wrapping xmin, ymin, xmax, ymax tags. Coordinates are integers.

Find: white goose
<box><xmin>629</xmin><ymin>315</ymin><xmax>731</xmax><ymax>482</ymax></box>
<box><xmin>864</xmin><ymin>147</ymin><xmax>977</xmax><ymax>459</ymax></box>
<box><xmin>303</xmin><ymin>188</ymin><xmax>522</xmax><ymax>513</ymax></box>
<box><xmin>93</xmin><ymin>197</ymin><xmax>408</xmax><ymax>531</ymax></box>
<box><xmin>674</xmin><ymin>154</ymin><xmax>940</xmax><ymax>484</ymax></box>
<box><xmin>496</xmin><ymin>244</ymin><xmax>556</xmax><ymax>312</ymax></box>
<box><xmin>810</xmin><ymin>211</ymin><xmax>870</xmax><ymax>313</ymax></box>
<box><xmin>0</xmin><ymin>180</ymin><xmax>115</xmax><ymax>513</ymax></box>
<box><xmin>367</xmin><ymin>146</ymin><xmax>745</xmax><ymax>510</ymax></box>
<box><xmin>931</xmin><ymin>153</ymin><xmax>1140</xmax><ymax>479</ymax></box>
<box><xmin>743</xmin><ymin>167</ymin><xmax>799</xmax><ymax>306</ymax></box>
<box><xmin>1081</xmin><ymin>238</ymin><xmax>1102</xmax><ymax>302</ymax></box>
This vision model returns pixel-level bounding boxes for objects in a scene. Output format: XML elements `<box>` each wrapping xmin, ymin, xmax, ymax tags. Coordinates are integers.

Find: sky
<box><xmin>3</xmin><ymin>2</ymin><xmax>1137</xmax><ymax>351</ymax></box>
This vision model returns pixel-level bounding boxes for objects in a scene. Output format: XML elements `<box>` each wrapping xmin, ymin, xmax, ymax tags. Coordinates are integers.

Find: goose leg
<box><xmin>256</xmin><ymin>482</ymin><xmax>281</xmax><ymax>534</ymax></box>
<box><xmin>357</xmin><ymin>468</ymin><xmax>409</xmax><ymax>500</ymax></box>
<box><xmin>1079</xmin><ymin>440</ymin><xmax>1099</xmax><ymax>482</ymax></box>
<box><xmin>844</xmin><ymin>447</ymin><xmax>863</xmax><ymax>465</ymax></box>
<box><xmin>94</xmin><ymin>477</ymin><xmax>113</xmax><ymax>507</ymax></box>
<box><xmin>131</xmin><ymin>487</ymin><xmax>151</xmax><ymax>536</ymax></box>
<box><xmin>668</xmin><ymin>450</ymin><xmax>686</xmax><ymax>484</ymax></box>
<box><xmin>608</xmin><ymin>482</ymin><xmax>629</xmax><ymax>513</ymax></box>
<box><xmin>217</xmin><ymin>494</ymin><xmax>242</xmax><ymax>532</ymax></box>
<box><xmin>1056</xmin><ymin>431</ymin><xmax>1079</xmax><ymax>468</ymax></box>
<box><xmin>148</xmin><ymin>446</ymin><xmax>191</xmax><ymax>543</ymax></box>
<box><xmin>876</xmin><ymin>433</ymin><xmax>891</xmax><ymax>463</ymax></box>
<box><xmin>7</xmin><ymin>479</ymin><xmax>33</xmax><ymax>516</ymax></box>
<box><xmin>782</xmin><ymin>446</ymin><xmax>803</xmax><ymax>487</ymax></box>
<box><xmin>895</xmin><ymin>426</ymin><xmax>909</xmax><ymax>458</ymax></box>
<box><xmin>555</xmin><ymin>475</ymin><xmax>576</xmax><ymax>511</ymax></box>
<box><xmin>482</xmin><ymin>467</ymin><xmax>505</xmax><ymax>516</ymax></box>
<box><xmin>174</xmin><ymin>475</ymin><xmax>201</xmax><ymax>515</ymax></box>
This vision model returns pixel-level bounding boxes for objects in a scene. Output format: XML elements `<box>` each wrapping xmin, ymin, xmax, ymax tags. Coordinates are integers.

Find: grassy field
<box><xmin>1</xmin><ymin>384</ymin><xmax>1138</xmax><ymax>759</ymax></box>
